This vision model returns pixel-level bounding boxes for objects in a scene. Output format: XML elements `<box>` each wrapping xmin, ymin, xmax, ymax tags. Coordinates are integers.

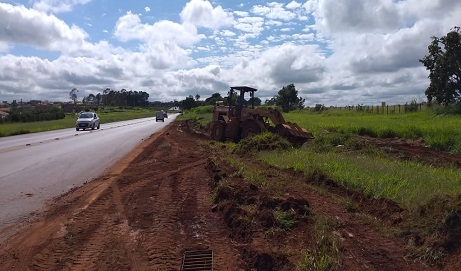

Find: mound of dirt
<box><xmin>355</xmin><ymin>136</ymin><xmax>461</xmax><ymax>168</ymax></box>
<box><xmin>233</xmin><ymin>132</ymin><xmax>293</xmax><ymax>154</ymax></box>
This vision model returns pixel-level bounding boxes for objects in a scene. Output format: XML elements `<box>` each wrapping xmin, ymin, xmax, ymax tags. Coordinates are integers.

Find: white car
<box><xmin>76</xmin><ymin>112</ymin><xmax>100</xmax><ymax>131</ymax></box>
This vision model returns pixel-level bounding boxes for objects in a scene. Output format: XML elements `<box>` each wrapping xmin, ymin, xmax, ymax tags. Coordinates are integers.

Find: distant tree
<box><xmin>270</xmin><ymin>84</ymin><xmax>305</xmax><ymax>112</ymax></box>
<box><xmin>204</xmin><ymin>92</ymin><xmax>224</xmax><ymax>105</ymax></box>
<box><xmin>226</xmin><ymin>89</ymin><xmax>238</xmax><ymax>106</ymax></box>
<box><xmin>86</xmin><ymin>93</ymin><xmax>95</xmax><ymax>105</ymax></box>
<box><xmin>95</xmin><ymin>93</ymin><xmax>101</xmax><ymax>105</ymax></box>
<box><xmin>313</xmin><ymin>104</ymin><xmax>325</xmax><ymax>112</ymax></box>
<box><xmin>420</xmin><ymin>26</ymin><xmax>461</xmax><ymax>105</ymax></box>
<box><xmin>195</xmin><ymin>94</ymin><xmax>200</xmax><ymax>101</ymax></box>
<box><xmin>69</xmin><ymin>88</ymin><xmax>79</xmax><ymax>105</ymax></box>
<box><xmin>265</xmin><ymin>97</ymin><xmax>277</xmax><ymax>106</ymax></box>
<box><xmin>248</xmin><ymin>97</ymin><xmax>262</xmax><ymax>106</ymax></box>
<box><xmin>181</xmin><ymin>96</ymin><xmax>197</xmax><ymax>110</ymax></box>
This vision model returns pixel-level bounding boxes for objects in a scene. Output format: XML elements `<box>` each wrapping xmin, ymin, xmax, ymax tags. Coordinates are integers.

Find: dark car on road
<box><xmin>76</xmin><ymin>112</ymin><xmax>100</xmax><ymax>131</ymax></box>
<box><xmin>156</xmin><ymin>111</ymin><xmax>165</xmax><ymax>122</ymax></box>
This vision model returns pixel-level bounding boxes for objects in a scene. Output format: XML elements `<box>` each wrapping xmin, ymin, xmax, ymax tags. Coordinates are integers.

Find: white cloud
<box><xmin>114</xmin><ymin>12</ymin><xmax>205</xmax><ymax>70</ymax></box>
<box><xmin>180</xmin><ymin>0</ymin><xmax>233</xmax><ymax>29</ymax></box>
<box><xmin>145</xmin><ymin>6</ymin><xmax>151</xmax><ymax>13</ymax></box>
<box><xmin>252</xmin><ymin>2</ymin><xmax>296</xmax><ymax>21</ymax></box>
<box><xmin>316</xmin><ymin>0</ymin><xmax>402</xmax><ymax>34</ymax></box>
<box><xmin>286</xmin><ymin>1</ymin><xmax>302</xmax><ymax>9</ymax></box>
<box><xmin>221</xmin><ymin>30</ymin><xmax>236</xmax><ymax>37</ymax></box>
<box><xmin>114</xmin><ymin>12</ymin><xmax>203</xmax><ymax>46</ymax></box>
<box><xmin>234</xmin><ymin>10</ymin><xmax>249</xmax><ymax>17</ymax></box>
<box><xmin>0</xmin><ymin>3</ymin><xmax>101</xmax><ymax>55</ymax></box>
<box><xmin>0</xmin><ymin>41</ymin><xmax>10</xmax><ymax>53</ymax></box>
<box><xmin>33</xmin><ymin>0</ymin><xmax>91</xmax><ymax>13</ymax></box>
<box><xmin>234</xmin><ymin>16</ymin><xmax>264</xmax><ymax>35</ymax></box>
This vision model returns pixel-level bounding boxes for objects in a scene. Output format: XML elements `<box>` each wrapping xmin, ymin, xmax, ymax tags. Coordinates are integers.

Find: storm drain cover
<box><xmin>181</xmin><ymin>250</ymin><xmax>213</xmax><ymax>271</ymax></box>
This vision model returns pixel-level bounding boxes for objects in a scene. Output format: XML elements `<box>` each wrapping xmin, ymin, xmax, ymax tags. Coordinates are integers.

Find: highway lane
<box><xmin>0</xmin><ymin>114</ymin><xmax>177</xmax><ymax>237</ymax></box>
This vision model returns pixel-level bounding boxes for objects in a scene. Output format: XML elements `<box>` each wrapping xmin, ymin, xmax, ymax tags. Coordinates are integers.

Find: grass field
<box><xmin>181</xmin><ymin>105</ymin><xmax>461</xmax><ymax>218</ymax></box>
<box><xmin>0</xmin><ymin>107</ymin><xmax>158</xmax><ymax>137</ymax></box>
<box><xmin>259</xmin><ymin>148</ymin><xmax>461</xmax><ymax>211</ymax></box>
<box><xmin>285</xmin><ymin>109</ymin><xmax>461</xmax><ymax>153</ymax></box>
<box><xmin>180</xmin><ymin>105</ymin><xmax>461</xmax><ymax>153</ymax></box>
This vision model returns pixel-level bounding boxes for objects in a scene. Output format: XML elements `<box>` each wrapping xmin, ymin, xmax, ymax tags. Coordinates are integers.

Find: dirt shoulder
<box><xmin>0</xmin><ymin>120</ymin><xmax>460</xmax><ymax>270</ymax></box>
<box><xmin>0</xmin><ymin>121</ymin><xmax>242</xmax><ymax>270</ymax></box>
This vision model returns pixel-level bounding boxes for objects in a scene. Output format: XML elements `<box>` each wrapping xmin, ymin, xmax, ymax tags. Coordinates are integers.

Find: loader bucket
<box><xmin>275</xmin><ymin>123</ymin><xmax>314</xmax><ymax>146</ymax></box>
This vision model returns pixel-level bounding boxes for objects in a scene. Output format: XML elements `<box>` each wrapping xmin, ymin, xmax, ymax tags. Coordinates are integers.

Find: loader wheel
<box><xmin>211</xmin><ymin>121</ymin><xmax>225</xmax><ymax>142</ymax></box>
<box><xmin>241</xmin><ymin>121</ymin><xmax>261</xmax><ymax>139</ymax></box>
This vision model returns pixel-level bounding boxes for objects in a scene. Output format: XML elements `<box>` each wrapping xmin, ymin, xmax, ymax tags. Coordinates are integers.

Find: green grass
<box><xmin>0</xmin><ymin>107</ymin><xmax>156</xmax><ymax>136</ymax></box>
<box><xmin>181</xmin><ymin>105</ymin><xmax>461</xmax><ymax>212</ymax></box>
<box><xmin>178</xmin><ymin>105</ymin><xmax>461</xmax><ymax>153</ymax></box>
<box><xmin>259</xmin><ymin>148</ymin><xmax>461</xmax><ymax>211</ymax></box>
<box><xmin>284</xmin><ymin>109</ymin><xmax>461</xmax><ymax>153</ymax></box>
<box><xmin>296</xmin><ymin>217</ymin><xmax>340</xmax><ymax>271</ymax></box>
<box><xmin>176</xmin><ymin>105</ymin><xmax>213</xmax><ymax>128</ymax></box>
<box><xmin>225</xmin><ymin>154</ymin><xmax>268</xmax><ymax>187</ymax></box>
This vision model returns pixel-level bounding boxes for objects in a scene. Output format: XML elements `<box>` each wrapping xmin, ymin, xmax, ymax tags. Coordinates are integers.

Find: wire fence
<box><xmin>326</xmin><ymin>103</ymin><xmax>427</xmax><ymax>114</ymax></box>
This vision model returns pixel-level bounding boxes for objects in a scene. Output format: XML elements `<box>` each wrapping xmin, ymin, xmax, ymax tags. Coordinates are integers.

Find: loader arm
<box><xmin>250</xmin><ymin>108</ymin><xmax>286</xmax><ymax>125</ymax></box>
<box><xmin>246</xmin><ymin>107</ymin><xmax>314</xmax><ymax>146</ymax></box>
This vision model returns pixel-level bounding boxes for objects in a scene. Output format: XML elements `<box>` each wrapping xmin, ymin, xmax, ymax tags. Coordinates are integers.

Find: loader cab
<box><xmin>228</xmin><ymin>86</ymin><xmax>257</xmax><ymax>118</ymax></box>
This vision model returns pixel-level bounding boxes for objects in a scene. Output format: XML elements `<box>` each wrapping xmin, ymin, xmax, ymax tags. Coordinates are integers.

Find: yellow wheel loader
<box><xmin>209</xmin><ymin>86</ymin><xmax>314</xmax><ymax>146</ymax></box>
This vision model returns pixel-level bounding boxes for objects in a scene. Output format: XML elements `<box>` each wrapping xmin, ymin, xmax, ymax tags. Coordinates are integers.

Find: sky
<box><xmin>0</xmin><ymin>0</ymin><xmax>460</xmax><ymax>106</ymax></box>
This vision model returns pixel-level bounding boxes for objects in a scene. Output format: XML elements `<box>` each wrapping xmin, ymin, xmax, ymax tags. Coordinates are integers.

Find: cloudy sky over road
<box><xmin>0</xmin><ymin>0</ymin><xmax>460</xmax><ymax>106</ymax></box>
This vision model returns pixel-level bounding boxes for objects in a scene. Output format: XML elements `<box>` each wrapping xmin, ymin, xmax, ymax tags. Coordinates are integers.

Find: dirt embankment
<box><xmin>0</xmin><ymin>120</ymin><xmax>460</xmax><ymax>270</ymax></box>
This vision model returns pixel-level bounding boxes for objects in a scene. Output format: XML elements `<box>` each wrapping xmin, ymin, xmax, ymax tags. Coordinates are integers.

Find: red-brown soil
<box><xmin>355</xmin><ymin>136</ymin><xmax>461</xmax><ymax>168</ymax></box>
<box><xmin>0</xmin><ymin>120</ymin><xmax>460</xmax><ymax>270</ymax></box>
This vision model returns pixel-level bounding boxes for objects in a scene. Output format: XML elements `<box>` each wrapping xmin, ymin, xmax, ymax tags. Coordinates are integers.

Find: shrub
<box><xmin>404</xmin><ymin>99</ymin><xmax>419</xmax><ymax>113</ymax></box>
<box><xmin>313</xmin><ymin>104</ymin><xmax>326</xmax><ymax>112</ymax></box>
<box><xmin>192</xmin><ymin>105</ymin><xmax>213</xmax><ymax>114</ymax></box>
<box><xmin>432</xmin><ymin>103</ymin><xmax>461</xmax><ymax>115</ymax></box>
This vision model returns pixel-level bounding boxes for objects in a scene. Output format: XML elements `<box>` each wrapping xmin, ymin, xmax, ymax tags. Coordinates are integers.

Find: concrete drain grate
<box><xmin>181</xmin><ymin>250</ymin><xmax>213</xmax><ymax>271</ymax></box>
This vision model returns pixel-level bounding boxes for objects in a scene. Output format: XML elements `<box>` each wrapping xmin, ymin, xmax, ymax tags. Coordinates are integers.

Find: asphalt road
<box><xmin>0</xmin><ymin>114</ymin><xmax>177</xmax><ymax>236</ymax></box>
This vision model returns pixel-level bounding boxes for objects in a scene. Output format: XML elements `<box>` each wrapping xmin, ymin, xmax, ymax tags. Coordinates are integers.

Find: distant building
<box><xmin>0</xmin><ymin>108</ymin><xmax>9</xmax><ymax>119</ymax></box>
<box><xmin>29</xmin><ymin>100</ymin><xmax>42</xmax><ymax>106</ymax></box>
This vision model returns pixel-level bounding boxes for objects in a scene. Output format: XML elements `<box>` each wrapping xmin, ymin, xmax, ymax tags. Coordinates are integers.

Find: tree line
<box><xmin>72</xmin><ymin>88</ymin><xmax>150</xmax><ymax>107</ymax></box>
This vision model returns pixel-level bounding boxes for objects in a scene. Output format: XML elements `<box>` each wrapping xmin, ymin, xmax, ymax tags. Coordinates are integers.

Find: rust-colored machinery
<box><xmin>209</xmin><ymin>86</ymin><xmax>314</xmax><ymax>146</ymax></box>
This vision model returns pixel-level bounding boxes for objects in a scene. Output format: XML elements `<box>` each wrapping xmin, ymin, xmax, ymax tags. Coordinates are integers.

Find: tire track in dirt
<box><xmin>118</xmin><ymin>127</ymin><xmax>243</xmax><ymax>270</ymax></box>
<box><xmin>29</xmin><ymin>189</ymin><xmax>115</xmax><ymax>270</ymax></box>
<box><xmin>0</xmin><ymin>123</ymin><xmax>244</xmax><ymax>270</ymax></box>
<box><xmin>0</xmin><ymin>130</ymin><xmax>170</xmax><ymax>270</ymax></box>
